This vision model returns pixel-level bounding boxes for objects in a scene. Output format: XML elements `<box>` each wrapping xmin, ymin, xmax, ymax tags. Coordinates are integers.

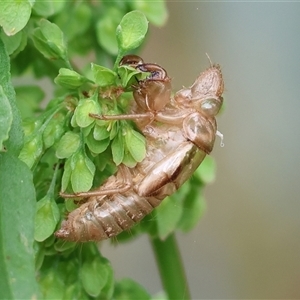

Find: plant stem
<box><xmin>150</xmin><ymin>233</ymin><xmax>191</xmax><ymax>300</ymax></box>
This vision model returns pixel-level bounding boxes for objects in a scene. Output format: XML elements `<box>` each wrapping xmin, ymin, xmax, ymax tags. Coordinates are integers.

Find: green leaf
<box><xmin>19</xmin><ymin>135</ymin><xmax>43</xmax><ymax>168</ymax></box>
<box><xmin>122</xmin><ymin>148</ymin><xmax>138</xmax><ymax>168</ymax></box>
<box><xmin>109</xmin><ymin>120</ymin><xmax>119</xmax><ymax>140</ymax></box>
<box><xmin>178</xmin><ymin>188</ymin><xmax>206</xmax><ymax>232</ymax></box>
<box><xmin>62</xmin><ymin>284</ymin><xmax>89</xmax><ymax>300</ymax></box>
<box><xmin>74</xmin><ymin>98</ymin><xmax>100</xmax><ymax>128</ymax></box>
<box><xmin>34</xmin><ymin>242</ymin><xmax>45</xmax><ymax>271</ymax></box>
<box><xmin>32</xmin><ymin>19</ymin><xmax>69</xmax><ymax>63</ymax></box>
<box><xmin>0</xmin><ymin>30</ymin><xmax>25</xmax><ymax>56</ymax></box>
<box><xmin>195</xmin><ymin>155</ymin><xmax>216</xmax><ymax>184</ymax></box>
<box><xmin>34</xmin><ymin>195</ymin><xmax>60</xmax><ymax>242</ymax></box>
<box><xmin>111</xmin><ymin>130</ymin><xmax>124</xmax><ymax>166</ymax></box>
<box><xmin>0</xmin><ymin>85</ymin><xmax>13</xmax><ymax>150</ymax></box>
<box><xmin>39</xmin><ymin>269</ymin><xmax>64</xmax><ymax>300</ymax></box>
<box><xmin>155</xmin><ymin>196</ymin><xmax>183</xmax><ymax>240</ymax></box>
<box><xmin>91</xmin><ymin>63</ymin><xmax>117</xmax><ymax>87</ymax></box>
<box><xmin>0</xmin><ymin>38</ymin><xmax>23</xmax><ymax>155</ymax></box>
<box><xmin>86</xmin><ymin>134</ymin><xmax>110</xmax><ymax>154</ymax></box>
<box><xmin>0</xmin><ymin>0</ymin><xmax>32</xmax><ymax>36</ymax></box>
<box><xmin>61</xmin><ymin>157</ymin><xmax>72</xmax><ymax>192</ymax></box>
<box><xmin>99</xmin><ymin>257</ymin><xmax>114</xmax><ymax>299</ymax></box>
<box><xmin>93</xmin><ymin>124</ymin><xmax>110</xmax><ymax>141</ymax></box>
<box><xmin>131</xmin><ymin>0</ymin><xmax>168</xmax><ymax>26</ymax></box>
<box><xmin>113</xmin><ymin>278</ymin><xmax>151</xmax><ymax>300</ymax></box>
<box><xmin>53</xmin><ymin>3</ymin><xmax>92</xmax><ymax>41</ymax></box>
<box><xmin>15</xmin><ymin>85</ymin><xmax>44</xmax><ymax>119</ymax></box>
<box><xmin>42</xmin><ymin>112</ymin><xmax>66</xmax><ymax>148</ymax></box>
<box><xmin>56</xmin><ymin>132</ymin><xmax>80</xmax><ymax>159</ymax></box>
<box><xmin>70</xmin><ymin>153</ymin><xmax>95</xmax><ymax>192</ymax></box>
<box><xmin>54</xmin><ymin>240</ymin><xmax>76</xmax><ymax>252</ymax></box>
<box><xmin>118</xmin><ymin>64</ymin><xmax>145</xmax><ymax>87</ymax></box>
<box><xmin>33</xmin><ymin>0</ymin><xmax>66</xmax><ymax>18</ymax></box>
<box><xmin>64</xmin><ymin>199</ymin><xmax>78</xmax><ymax>212</ymax></box>
<box><xmin>116</xmin><ymin>11</ymin><xmax>148</xmax><ymax>52</ymax></box>
<box><xmin>80</xmin><ymin>257</ymin><xmax>110</xmax><ymax>297</ymax></box>
<box><xmin>54</xmin><ymin>68</ymin><xmax>93</xmax><ymax>89</ymax></box>
<box><xmin>95</xmin><ymin>7</ymin><xmax>123</xmax><ymax>55</ymax></box>
<box><xmin>125</xmin><ymin>128</ymin><xmax>146</xmax><ymax>162</ymax></box>
<box><xmin>0</xmin><ymin>152</ymin><xmax>40</xmax><ymax>299</ymax></box>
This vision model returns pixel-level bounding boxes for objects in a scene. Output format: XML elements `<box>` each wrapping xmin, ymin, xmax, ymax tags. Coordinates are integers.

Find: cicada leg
<box><xmin>60</xmin><ymin>165</ymin><xmax>132</xmax><ymax>199</ymax></box>
<box><xmin>89</xmin><ymin>112</ymin><xmax>154</xmax><ymax>121</ymax></box>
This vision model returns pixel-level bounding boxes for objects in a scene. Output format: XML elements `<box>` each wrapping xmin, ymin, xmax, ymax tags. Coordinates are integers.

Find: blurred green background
<box><xmin>101</xmin><ymin>2</ymin><xmax>300</xmax><ymax>299</ymax></box>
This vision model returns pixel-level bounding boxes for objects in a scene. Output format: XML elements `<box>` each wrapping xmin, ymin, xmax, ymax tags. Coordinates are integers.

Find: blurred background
<box><xmin>102</xmin><ymin>2</ymin><xmax>300</xmax><ymax>299</ymax></box>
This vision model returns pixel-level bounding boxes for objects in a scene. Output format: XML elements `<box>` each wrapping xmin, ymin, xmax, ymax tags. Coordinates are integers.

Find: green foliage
<box><xmin>0</xmin><ymin>1</ymin><xmax>217</xmax><ymax>299</ymax></box>
<box><xmin>0</xmin><ymin>153</ymin><xmax>39</xmax><ymax>299</ymax></box>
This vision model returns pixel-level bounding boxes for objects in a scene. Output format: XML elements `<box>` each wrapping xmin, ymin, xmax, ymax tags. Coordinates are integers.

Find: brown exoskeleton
<box><xmin>55</xmin><ymin>55</ymin><xmax>224</xmax><ymax>242</ymax></box>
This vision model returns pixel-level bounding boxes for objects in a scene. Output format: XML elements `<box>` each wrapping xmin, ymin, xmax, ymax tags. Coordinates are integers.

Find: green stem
<box><xmin>150</xmin><ymin>233</ymin><xmax>191</xmax><ymax>300</ymax></box>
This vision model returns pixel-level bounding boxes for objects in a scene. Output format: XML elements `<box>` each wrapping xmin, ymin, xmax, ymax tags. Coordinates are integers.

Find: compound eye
<box><xmin>119</xmin><ymin>55</ymin><xmax>144</xmax><ymax>67</ymax></box>
<box><xmin>137</xmin><ymin>64</ymin><xmax>168</xmax><ymax>81</ymax></box>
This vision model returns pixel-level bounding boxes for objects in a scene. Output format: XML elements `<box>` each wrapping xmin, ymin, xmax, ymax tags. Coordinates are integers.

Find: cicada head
<box><xmin>120</xmin><ymin>54</ymin><xmax>144</xmax><ymax>67</ymax></box>
<box><xmin>175</xmin><ymin>64</ymin><xmax>224</xmax><ymax>117</ymax></box>
<box><xmin>133</xmin><ymin>63</ymin><xmax>172</xmax><ymax>112</ymax></box>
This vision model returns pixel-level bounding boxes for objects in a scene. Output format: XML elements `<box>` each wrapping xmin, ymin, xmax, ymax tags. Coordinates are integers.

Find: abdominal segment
<box><xmin>55</xmin><ymin>191</ymin><xmax>161</xmax><ymax>242</ymax></box>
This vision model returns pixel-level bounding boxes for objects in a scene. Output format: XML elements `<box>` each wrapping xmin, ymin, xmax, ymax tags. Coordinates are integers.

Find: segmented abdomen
<box><xmin>55</xmin><ymin>190</ymin><xmax>161</xmax><ymax>242</ymax></box>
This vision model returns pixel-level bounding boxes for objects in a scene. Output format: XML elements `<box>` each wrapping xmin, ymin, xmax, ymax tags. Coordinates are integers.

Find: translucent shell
<box><xmin>55</xmin><ymin>56</ymin><xmax>224</xmax><ymax>242</ymax></box>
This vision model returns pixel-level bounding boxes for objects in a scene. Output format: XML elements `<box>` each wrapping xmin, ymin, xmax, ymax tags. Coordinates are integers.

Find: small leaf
<box><xmin>53</xmin><ymin>3</ymin><xmax>92</xmax><ymax>41</ymax></box>
<box><xmin>74</xmin><ymin>98</ymin><xmax>100</xmax><ymax>128</ymax></box>
<box><xmin>61</xmin><ymin>157</ymin><xmax>72</xmax><ymax>192</ymax></box>
<box><xmin>131</xmin><ymin>0</ymin><xmax>168</xmax><ymax>26</ymax></box>
<box><xmin>195</xmin><ymin>155</ymin><xmax>216</xmax><ymax>184</ymax></box>
<box><xmin>71</xmin><ymin>153</ymin><xmax>95</xmax><ymax>192</ymax></box>
<box><xmin>178</xmin><ymin>189</ymin><xmax>206</xmax><ymax>232</ymax></box>
<box><xmin>93</xmin><ymin>124</ymin><xmax>110</xmax><ymax>141</ymax></box>
<box><xmin>64</xmin><ymin>199</ymin><xmax>78</xmax><ymax>212</ymax></box>
<box><xmin>33</xmin><ymin>0</ymin><xmax>66</xmax><ymax>18</ymax></box>
<box><xmin>111</xmin><ymin>130</ymin><xmax>124</xmax><ymax>166</ymax></box>
<box><xmin>80</xmin><ymin>258</ymin><xmax>110</xmax><ymax>297</ymax></box>
<box><xmin>34</xmin><ymin>242</ymin><xmax>45</xmax><ymax>271</ymax></box>
<box><xmin>122</xmin><ymin>148</ymin><xmax>138</xmax><ymax>168</ymax></box>
<box><xmin>56</xmin><ymin>132</ymin><xmax>80</xmax><ymax>159</ymax></box>
<box><xmin>34</xmin><ymin>195</ymin><xmax>60</xmax><ymax>242</ymax></box>
<box><xmin>86</xmin><ymin>133</ymin><xmax>110</xmax><ymax>154</ymax></box>
<box><xmin>95</xmin><ymin>7</ymin><xmax>123</xmax><ymax>55</ymax></box>
<box><xmin>109</xmin><ymin>121</ymin><xmax>119</xmax><ymax>140</ymax></box>
<box><xmin>125</xmin><ymin>128</ymin><xmax>146</xmax><ymax>162</ymax></box>
<box><xmin>155</xmin><ymin>196</ymin><xmax>183</xmax><ymax>240</ymax></box>
<box><xmin>62</xmin><ymin>283</ymin><xmax>90</xmax><ymax>300</ymax></box>
<box><xmin>91</xmin><ymin>63</ymin><xmax>117</xmax><ymax>87</ymax></box>
<box><xmin>99</xmin><ymin>258</ymin><xmax>114</xmax><ymax>299</ymax></box>
<box><xmin>0</xmin><ymin>38</ymin><xmax>23</xmax><ymax>154</ymax></box>
<box><xmin>0</xmin><ymin>85</ymin><xmax>13</xmax><ymax>150</ymax></box>
<box><xmin>42</xmin><ymin>113</ymin><xmax>65</xmax><ymax>148</ymax></box>
<box><xmin>0</xmin><ymin>30</ymin><xmax>24</xmax><ymax>55</ymax></box>
<box><xmin>54</xmin><ymin>240</ymin><xmax>76</xmax><ymax>252</ymax></box>
<box><xmin>113</xmin><ymin>278</ymin><xmax>151</xmax><ymax>300</ymax></box>
<box><xmin>0</xmin><ymin>0</ymin><xmax>32</xmax><ymax>36</ymax></box>
<box><xmin>118</xmin><ymin>64</ymin><xmax>145</xmax><ymax>87</ymax></box>
<box><xmin>116</xmin><ymin>11</ymin><xmax>148</xmax><ymax>52</ymax></box>
<box><xmin>32</xmin><ymin>19</ymin><xmax>68</xmax><ymax>62</ymax></box>
<box><xmin>54</xmin><ymin>68</ymin><xmax>93</xmax><ymax>89</ymax></box>
<box><xmin>39</xmin><ymin>269</ymin><xmax>64</xmax><ymax>300</ymax></box>
<box><xmin>18</xmin><ymin>135</ymin><xmax>43</xmax><ymax>168</ymax></box>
